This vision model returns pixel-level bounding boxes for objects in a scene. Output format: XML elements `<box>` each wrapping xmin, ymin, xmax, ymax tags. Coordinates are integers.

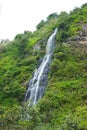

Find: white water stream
<box><xmin>25</xmin><ymin>28</ymin><xmax>57</xmax><ymax>106</ymax></box>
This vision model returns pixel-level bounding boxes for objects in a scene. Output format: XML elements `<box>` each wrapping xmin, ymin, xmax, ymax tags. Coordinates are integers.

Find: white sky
<box><xmin>0</xmin><ymin>0</ymin><xmax>87</xmax><ymax>40</ymax></box>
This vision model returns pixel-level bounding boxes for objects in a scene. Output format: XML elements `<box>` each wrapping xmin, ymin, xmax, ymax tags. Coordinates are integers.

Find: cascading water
<box><xmin>25</xmin><ymin>28</ymin><xmax>57</xmax><ymax>106</ymax></box>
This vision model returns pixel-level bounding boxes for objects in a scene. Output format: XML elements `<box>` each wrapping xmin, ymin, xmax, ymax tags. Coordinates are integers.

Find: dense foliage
<box><xmin>0</xmin><ymin>3</ymin><xmax>87</xmax><ymax>130</ymax></box>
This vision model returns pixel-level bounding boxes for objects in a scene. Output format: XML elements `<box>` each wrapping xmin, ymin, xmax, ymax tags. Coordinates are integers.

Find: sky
<box><xmin>0</xmin><ymin>0</ymin><xmax>87</xmax><ymax>40</ymax></box>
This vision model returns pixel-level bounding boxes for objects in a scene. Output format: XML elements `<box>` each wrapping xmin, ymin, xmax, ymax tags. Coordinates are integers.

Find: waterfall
<box><xmin>25</xmin><ymin>28</ymin><xmax>57</xmax><ymax>106</ymax></box>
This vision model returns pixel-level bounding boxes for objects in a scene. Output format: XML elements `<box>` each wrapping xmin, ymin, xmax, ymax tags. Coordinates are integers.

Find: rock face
<box><xmin>79</xmin><ymin>24</ymin><xmax>87</xmax><ymax>41</ymax></box>
<box><xmin>33</xmin><ymin>44</ymin><xmax>41</xmax><ymax>51</ymax></box>
<box><xmin>33</xmin><ymin>38</ymin><xmax>48</xmax><ymax>52</ymax></box>
<box><xmin>78</xmin><ymin>24</ymin><xmax>87</xmax><ymax>50</ymax></box>
<box><xmin>65</xmin><ymin>23</ymin><xmax>87</xmax><ymax>54</ymax></box>
<box><xmin>82</xmin><ymin>24</ymin><xmax>87</xmax><ymax>35</ymax></box>
<box><xmin>66</xmin><ymin>23</ymin><xmax>87</xmax><ymax>44</ymax></box>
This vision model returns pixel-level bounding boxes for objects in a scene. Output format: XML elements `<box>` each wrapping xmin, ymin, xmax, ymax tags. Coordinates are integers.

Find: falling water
<box><xmin>25</xmin><ymin>28</ymin><xmax>57</xmax><ymax>106</ymax></box>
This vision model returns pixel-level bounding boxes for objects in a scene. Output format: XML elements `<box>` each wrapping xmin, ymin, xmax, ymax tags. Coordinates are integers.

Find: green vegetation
<box><xmin>0</xmin><ymin>3</ymin><xmax>87</xmax><ymax>130</ymax></box>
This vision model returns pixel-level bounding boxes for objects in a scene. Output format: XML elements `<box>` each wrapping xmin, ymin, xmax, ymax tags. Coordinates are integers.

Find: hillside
<box><xmin>0</xmin><ymin>3</ymin><xmax>87</xmax><ymax>130</ymax></box>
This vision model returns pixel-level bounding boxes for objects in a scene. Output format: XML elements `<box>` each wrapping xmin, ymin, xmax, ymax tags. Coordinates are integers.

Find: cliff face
<box><xmin>66</xmin><ymin>23</ymin><xmax>87</xmax><ymax>54</ymax></box>
<box><xmin>0</xmin><ymin>3</ymin><xmax>87</xmax><ymax>130</ymax></box>
<box><xmin>79</xmin><ymin>24</ymin><xmax>87</xmax><ymax>46</ymax></box>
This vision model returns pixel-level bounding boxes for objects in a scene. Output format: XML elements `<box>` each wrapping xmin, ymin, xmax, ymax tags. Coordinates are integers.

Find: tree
<box><xmin>36</xmin><ymin>20</ymin><xmax>45</xmax><ymax>29</ymax></box>
<box><xmin>47</xmin><ymin>12</ymin><xmax>58</xmax><ymax>21</ymax></box>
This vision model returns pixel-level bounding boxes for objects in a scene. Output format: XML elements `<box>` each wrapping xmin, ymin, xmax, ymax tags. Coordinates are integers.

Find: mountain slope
<box><xmin>0</xmin><ymin>3</ymin><xmax>87</xmax><ymax>130</ymax></box>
